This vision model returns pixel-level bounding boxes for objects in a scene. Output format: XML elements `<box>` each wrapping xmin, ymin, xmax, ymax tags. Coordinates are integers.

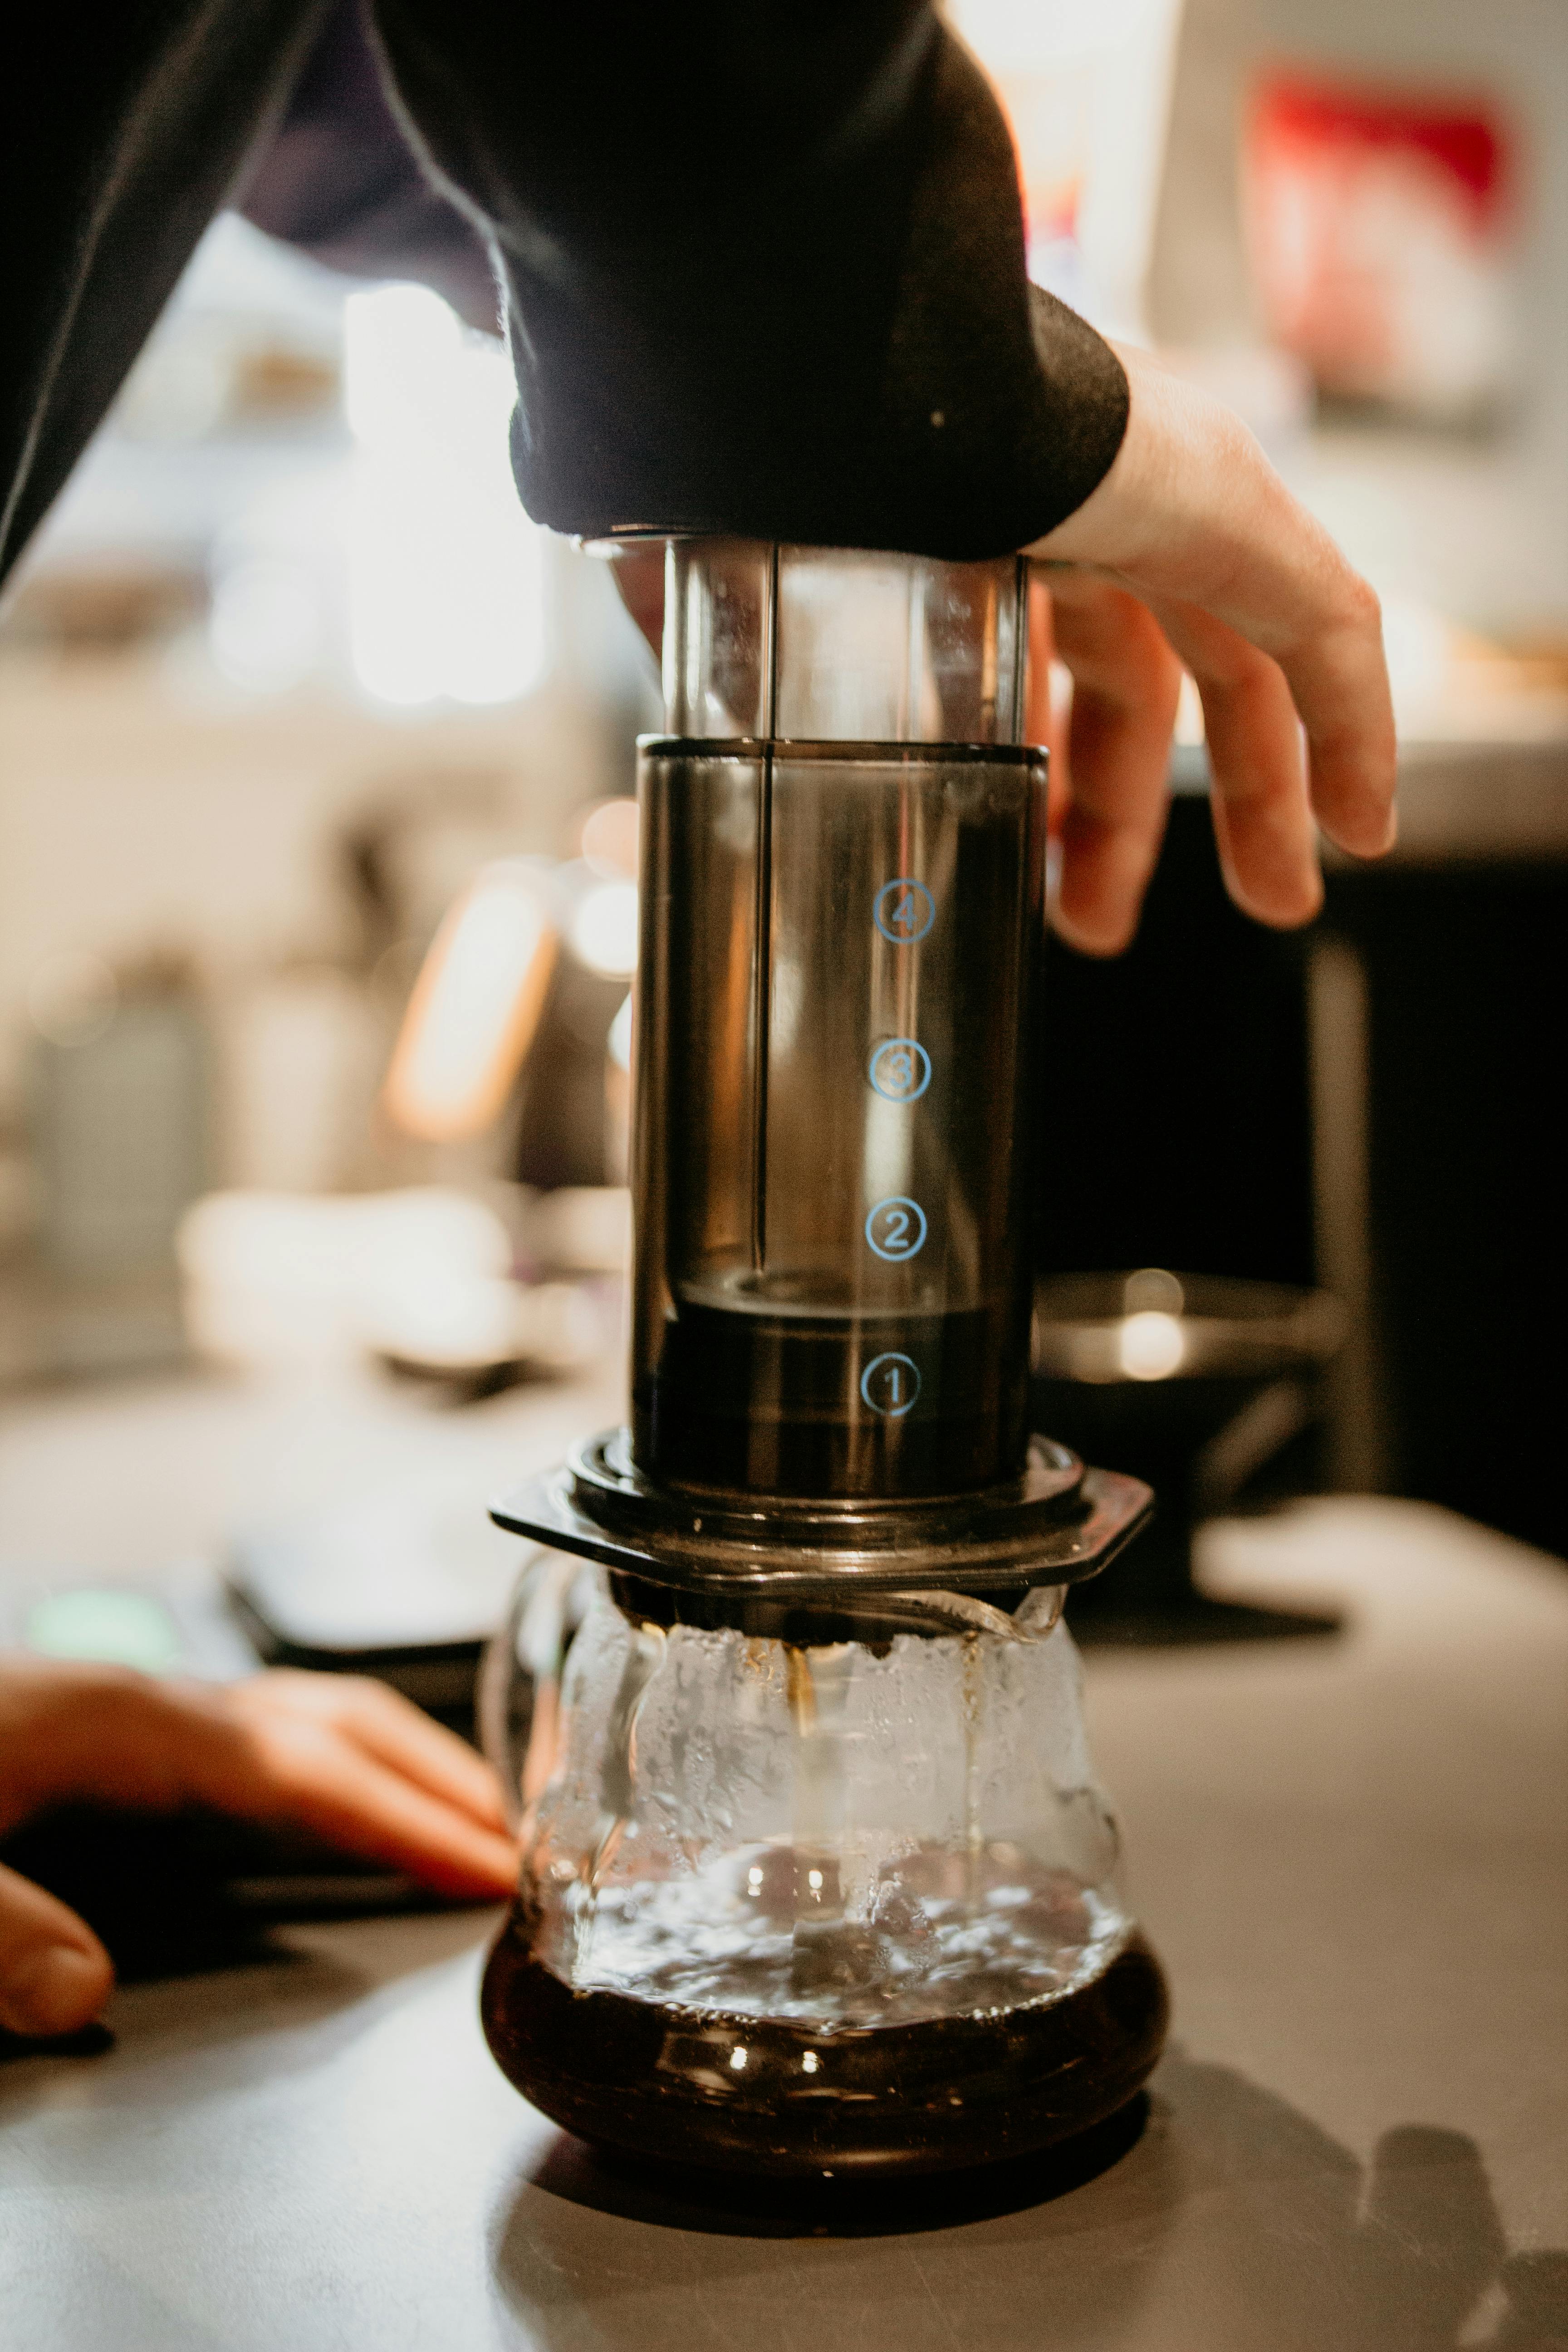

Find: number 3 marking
<box><xmin>868</xmin><ymin>1038</ymin><xmax>931</xmax><ymax>1101</ymax></box>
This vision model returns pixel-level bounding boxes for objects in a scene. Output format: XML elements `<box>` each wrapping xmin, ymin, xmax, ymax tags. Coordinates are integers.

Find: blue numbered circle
<box><xmin>867</xmin><ymin>1037</ymin><xmax>931</xmax><ymax>1102</ymax></box>
<box><xmin>874</xmin><ymin>877</ymin><xmax>935</xmax><ymax>944</ymax></box>
<box><xmin>865</xmin><ymin>1196</ymin><xmax>927</xmax><ymax>1261</ymax></box>
<box><xmin>860</xmin><ymin>1352</ymin><xmax>921</xmax><ymax>1417</ymax></box>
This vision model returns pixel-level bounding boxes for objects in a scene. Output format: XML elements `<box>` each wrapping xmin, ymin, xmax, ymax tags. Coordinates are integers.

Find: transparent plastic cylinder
<box><xmin>631</xmin><ymin>544</ymin><xmax>1046</xmax><ymax>1500</ymax></box>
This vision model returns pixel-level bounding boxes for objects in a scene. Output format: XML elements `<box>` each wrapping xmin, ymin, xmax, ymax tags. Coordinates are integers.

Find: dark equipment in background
<box><xmin>1039</xmin><ymin>789</ymin><xmax>1568</xmax><ymax>1568</ymax></box>
<box><xmin>1032</xmin><ymin>795</ymin><xmax>1331</xmax><ymax>1635</ymax></box>
<box><xmin>1038</xmin><ymin>795</ymin><xmax>1318</xmax><ymax>1292</ymax></box>
<box><xmin>509</xmin><ymin>956</ymin><xmax>627</xmax><ymax>1193</ymax></box>
<box><xmin>1033</xmin><ymin>1268</ymin><xmax>1343</xmax><ymax>1643</ymax></box>
<box><xmin>1323</xmin><ymin>859</ymin><xmax>1568</xmax><ymax>1563</ymax></box>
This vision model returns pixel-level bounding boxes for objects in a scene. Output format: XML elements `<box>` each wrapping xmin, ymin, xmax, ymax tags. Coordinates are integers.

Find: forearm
<box><xmin>372</xmin><ymin>0</ymin><xmax>1129</xmax><ymax>553</ymax></box>
<box><xmin>0</xmin><ymin>0</ymin><xmax>328</xmax><ymax>590</ymax></box>
<box><xmin>4</xmin><ymin>1</ymin><xmax>1131</xmax><ymax>591</ymax></box>
<box><xmin>236</xmin><ymin>0</ymin><xmax>499</xmax><ymax>333</ymax></box>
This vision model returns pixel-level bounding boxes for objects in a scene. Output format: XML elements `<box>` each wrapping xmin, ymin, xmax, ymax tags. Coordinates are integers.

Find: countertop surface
<box><xmin>1</xmin><ymin>1370</ymin><xmax>1565</xmax><ymax>2351</ymax></box>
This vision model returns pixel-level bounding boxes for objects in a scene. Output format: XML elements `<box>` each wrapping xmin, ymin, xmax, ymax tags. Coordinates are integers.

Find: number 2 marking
<box><xmin>865</xmin><ymin>1195</ymin><xmax>927</xmax><ymax>1260</ymax></box>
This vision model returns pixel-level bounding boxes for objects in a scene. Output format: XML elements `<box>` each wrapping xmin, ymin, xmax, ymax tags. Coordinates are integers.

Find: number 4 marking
<box><xmin>874</xmin><ymin>878</ymin><xmax>935</xmax><ymax>944</ymax></box>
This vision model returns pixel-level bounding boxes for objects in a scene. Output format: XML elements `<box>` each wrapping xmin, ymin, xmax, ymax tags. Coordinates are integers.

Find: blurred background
<box><xmin>0</xmin><ymin>0</ymin><xmax>1564</xmax><ymax>1705</ymax></box>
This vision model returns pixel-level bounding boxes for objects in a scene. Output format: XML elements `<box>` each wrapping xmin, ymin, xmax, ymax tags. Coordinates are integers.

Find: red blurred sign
<box><xmin>1246</xmin><ymin>73</ymin><xmax>1516</xmax><ymax>423</ymax></box>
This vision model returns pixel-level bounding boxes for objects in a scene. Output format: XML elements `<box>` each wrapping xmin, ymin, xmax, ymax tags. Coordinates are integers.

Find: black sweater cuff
<box><xmin>374</xmin><ymin>4</ymin><xmax>1128</xmax><ymax>557</ymax></box>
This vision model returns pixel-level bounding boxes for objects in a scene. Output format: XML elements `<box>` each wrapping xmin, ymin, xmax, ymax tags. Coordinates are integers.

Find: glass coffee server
<box><xmin>482</xmin><ymin>541</ymin><xmax>1167</xmax><ymax>2176</ymax></box>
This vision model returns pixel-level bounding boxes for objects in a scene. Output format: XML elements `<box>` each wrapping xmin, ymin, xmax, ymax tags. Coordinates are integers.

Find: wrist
<box><xmin>1030</xmin><ymin>346</ymin><xmax>1214</xmax><ymax>568</ymax></box>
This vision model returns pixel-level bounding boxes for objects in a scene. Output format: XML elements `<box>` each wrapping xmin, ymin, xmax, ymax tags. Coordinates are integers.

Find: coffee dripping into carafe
<box><xmin>481</xmin><ymin>541</ymin><xmax>1169</xmax><ymax>2176</ymax></box>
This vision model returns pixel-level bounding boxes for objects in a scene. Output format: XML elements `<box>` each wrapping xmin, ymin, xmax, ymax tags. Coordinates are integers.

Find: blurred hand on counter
<box><xmin>0</xmin><ymin>1659</ymin><xmax>519</xmax><ymax>2038</ymax></box>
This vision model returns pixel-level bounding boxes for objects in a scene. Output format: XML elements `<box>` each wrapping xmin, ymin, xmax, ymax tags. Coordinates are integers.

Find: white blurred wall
<box><xmin>0</xmin><ymin>222</ymin><xmax>659</xmax><ymax>1227</ymax></box>
<box><xmin>1151</xmin><ymin>0</ymin><xmax>1568</xmax><ymax>633</ymax></box>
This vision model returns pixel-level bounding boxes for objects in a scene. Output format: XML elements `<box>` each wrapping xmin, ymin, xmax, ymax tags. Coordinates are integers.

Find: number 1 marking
<box><xmin>860</xmin><ymin>1352</ymin><xmax>921</xmax><ymax>1417</ymax></box>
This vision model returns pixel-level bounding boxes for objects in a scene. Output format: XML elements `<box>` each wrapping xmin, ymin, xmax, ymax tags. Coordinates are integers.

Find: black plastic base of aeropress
<box><xmin>489</xmin><ymin>1427</ymin><xmax>1153</xmax><ymax>1628</ymax></box>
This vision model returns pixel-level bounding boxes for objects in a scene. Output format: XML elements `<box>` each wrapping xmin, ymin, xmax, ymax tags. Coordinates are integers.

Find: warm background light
<box><xmin>578</xmin><ymin>796</ymin><xmax>640</xmax><ymax>880</ymax></box>
<box><xmin>343</xmin><ymin>283</ymin><xmax>548</xmax><ymax>707</ymax></box>
<box><xmin>382</xmin><ymin>862</ymin><xmax>556</xmax><ymax>1142</ymax></box>
<box><xmin>568</xmin><ymin>880</ymin><xmax>638</xmax><ymax>980</ymax></box>
<box><xmin>1118</xmin><ymin>1308</ymin><xmax>1187</xmax><ymax>1381</ymax></box>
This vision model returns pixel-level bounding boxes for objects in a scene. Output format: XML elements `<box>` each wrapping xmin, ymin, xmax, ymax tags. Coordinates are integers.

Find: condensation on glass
<box><xmin>633</xmin><ymin>543</ymin><xmax>1046</xmax><ymax>1499</ymax></box>
<box><xmin>480</xmin><ymin>1551</ymin><xmax>1166</xmax><ymax>2176</ymax></box>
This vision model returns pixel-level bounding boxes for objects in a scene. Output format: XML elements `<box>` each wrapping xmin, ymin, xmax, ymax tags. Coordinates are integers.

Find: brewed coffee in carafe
<box><xmin>483</xmin><ymin>541</ymin><xmax>1167</xmax><ymax>2175</ymax></box>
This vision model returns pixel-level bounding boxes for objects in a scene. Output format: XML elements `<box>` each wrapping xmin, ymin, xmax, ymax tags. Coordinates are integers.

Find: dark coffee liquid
<box><xmin>481</xmin><ymin>1912</ymin><xmax>1166</xmax><ymax>2178</ymax></box>
<box><xmin>639</xmin><ymin>1291</ymin><xmax>1030</xmax><ymax>1497</ymax></box>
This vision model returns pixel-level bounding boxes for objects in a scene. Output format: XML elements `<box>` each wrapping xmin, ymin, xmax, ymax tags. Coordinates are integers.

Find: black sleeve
<box><xmin>0</xmin><ymin>0</ymin><xmax>1128</xmax><ymax>592</ymax></box>
<box><xmin>371</xmin><ymin>0</ymin><xmax>1129</xmax><ymax>558</ymax></box>
<box><xmin>236</xmin><ymin>0</ymin><xmax>499</xmax><ymax>335</ymax></box>
<box><xmin>0</xmin><ymin>0</ymin><xmax>328</xmax><ymax>588</ymax></box>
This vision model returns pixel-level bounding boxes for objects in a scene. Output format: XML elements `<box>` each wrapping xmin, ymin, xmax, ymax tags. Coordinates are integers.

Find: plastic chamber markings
<box><xmin>874</xmin><ymin>877</ymin><xmax>935</xmax><ymax>944</ymax></box>
<box><xmin>865</xmin><ymin>1196</ymin><xmax>927</xmax><ymax>1261</ymax></box>
<box><xmin>865</xmin><ymin>869</ymin><xmax>932</xmax><ymax>1406</ymax></box>
<box><xmin>860</xmin><ymin>1352</ymin><xmax>921</xmax><ymax>1416</ymax></box>
<box><xmin>867</xmin><ymin>1039</ymin><xmax>931</xmax><ymax>1102</ymax></box>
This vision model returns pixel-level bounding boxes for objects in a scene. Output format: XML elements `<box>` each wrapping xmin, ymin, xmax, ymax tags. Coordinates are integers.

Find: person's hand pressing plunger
<box><xmin>1026</xmin><ymin>343</ymin><xmax>1396</xmax><ymax>952</ymax></box>
<box><xmin>615</xmin><ymin>343</ymin><xmax>1398</xmax><ymax>952</ymax></box>
<box><xmin>0</xmin><ymin>1658</ymin><xmax>519</xmax><ymax>2039</ymax></box>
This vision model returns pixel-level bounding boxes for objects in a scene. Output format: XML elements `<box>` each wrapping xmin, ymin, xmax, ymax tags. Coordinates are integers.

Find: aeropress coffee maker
<box><xmin>481</xmin><ymin>542</ymin><xmax>1168</xmax><ymax>2176</ymax></box>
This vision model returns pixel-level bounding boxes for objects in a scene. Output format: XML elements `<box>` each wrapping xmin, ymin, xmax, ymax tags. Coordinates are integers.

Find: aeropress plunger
<box><xmin>480</xmin><ymin>542</ymin><xmax>1169</xmax><ymax>2176</ymax></box>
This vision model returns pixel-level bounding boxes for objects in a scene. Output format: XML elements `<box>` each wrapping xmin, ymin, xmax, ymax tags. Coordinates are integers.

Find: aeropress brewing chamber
<box><xmin>481</xmin><ymin>542</ymin><xmax>1169</xmax><ymax>2176</ymax></box>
